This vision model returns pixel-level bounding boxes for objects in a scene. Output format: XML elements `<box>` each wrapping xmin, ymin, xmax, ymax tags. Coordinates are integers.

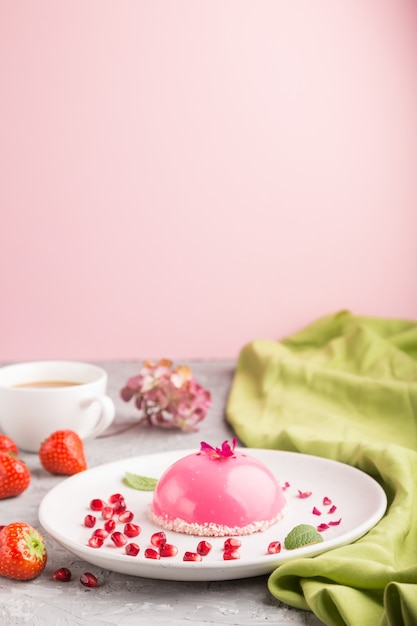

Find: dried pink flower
<box><xmin>297</xmin><ymin>490</ymin><xmax>312</xmax><ymax>499</ymax></box>
<box><xmin>120</xmin><ymin>359</ymin><xmax>211</xmax><ymax>432</ymax></box>
<box><xmin>199</xmin><ymin>438</ymin><xmax>237</xmax><ymax>460</ymax></box>
<box><xmin>317</xmin><ymin>523</ymin><xmax>330</xmax><ymax>532</ymax></box>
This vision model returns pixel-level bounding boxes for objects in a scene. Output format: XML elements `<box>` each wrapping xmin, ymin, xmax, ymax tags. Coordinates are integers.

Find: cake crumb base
<box><xmin>149</xmin><ymin>505</ymin><xmax>288</xmax><ymax>537</ymax></box>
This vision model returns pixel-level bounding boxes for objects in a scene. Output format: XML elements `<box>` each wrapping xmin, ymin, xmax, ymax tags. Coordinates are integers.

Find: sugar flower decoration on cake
<box><xmin>200</xmin><ymin>438</ymin><xmax>237</xmax><ymax>460</ymax></box>
<box><xmin>120</xmin><ymin>359</ymin><xmax>212</xmax><ymax>432</ymax></box>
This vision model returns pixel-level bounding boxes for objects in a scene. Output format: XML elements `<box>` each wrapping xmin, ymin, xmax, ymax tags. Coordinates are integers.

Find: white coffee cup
<box><xmin>0</xmin><ymin>360</ymin><xmax>116</xmax><ymax>452</ymax></box>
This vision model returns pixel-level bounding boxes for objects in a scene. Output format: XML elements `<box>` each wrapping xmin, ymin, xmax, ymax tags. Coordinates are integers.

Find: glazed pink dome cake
<box><xmin>149</xmin><ymin>439</ymin><xmax>287</xmax><ymax>536</ymax></box>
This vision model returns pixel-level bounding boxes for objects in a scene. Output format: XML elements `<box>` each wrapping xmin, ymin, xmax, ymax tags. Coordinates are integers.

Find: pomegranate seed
<box><xmin>323</xmin><ymin>497</ymin><xmax>332</xmax><ymax>506</ymax></box>
<box><xmin>328</xmin><ymin>505</ymin><xmax>337</xmax><ymax>514</ymax></box>
<box><xmin>223</xmin><ymin>550</ymin><xmax>240</xmax><ymax>560</ymax></box>
<box><xmin>159</xmin><ymin>543</ymin><xmax>178</xmax><ymax>557</ymax></box>
<box><xmin>88</xmin><ymin>536</ymin><xmax>104</xmax><ymax>548</ymax></box>
<box><xmin>92</xmin><ymin>528</ymin><xmax>108</xmax><ymax>539</ymax></box>
<box><xmin>224</xmin><ymin>538</ymin><xmax>241</xmax><ymax>551</ymax></box>
<box><xmin>124</xmin><ymin>523</ymin><xmax>141</xmax><ymax>538</ymax></box>
<box><xmin>102</xmin><ymin>506</ymin><xmax>114</xmax><ymax>520</ymax></box>
<box><xmin>90</xmin><ymin>498</ymin><xmax>105</xmax><ymax>511</ymax></box>
<box><xmin>150</xmin><ymin>531</ymin><xmax>166</xmax><ymax>547</ymax></box>
<box><xmin>183</xmin><ymin>551</ymin><xmax>202</xmax><ymax>562</ymax></box>
<box><xmin>125</xmin><ymin>542</ymin><xmax>140</xmax><ymax>556</ymax></box>
<box><xmin>196</xmin><ymin>540</ymin><xmax>212</xmax><ymax>556</ymax></box>
<box><xmin>113</xmin><ymin>501</ymin><xmax>127</xmax><ymax>514</ymax></box>
<box><xmin>111</xmin><ymin>531</ymin><xmax>127</xmax><ymax>547</ymax></box>
<box><xmin>144</xmin><ymin>548</ymin><xmax>160</xmax><ymax>560</ymax></box>
<box><xmin>80</xmin><ymin>572</ymin><xmax>98</xmax><ymax>588</ymax></box>
<box><xmin>53</xmin><ymin>567</ymin><xmax>72</xmax><ymax>582</ymax></box>
<box><xmin>267</xmin><ymin>541</ymin><xmax>282</xmax><ymax>555</ymax></box>
<box><xmin>118</xmin><ymin>510</ymin><xmax>134</xmax><ymax>523</ymax></box>
<box><xmin>104</xmin><ymin>518</ymin><xmax>116</xmax><ymax>533</ymax></box>
<box><xmin>84</xmin><ymin>514</ymin><xmax>96</xmax><ymax>528</ymax></box>
<box><xmin>109</xmin><ymin>492</ymin><xmax>124</xmax><ymax>504</ymax></box>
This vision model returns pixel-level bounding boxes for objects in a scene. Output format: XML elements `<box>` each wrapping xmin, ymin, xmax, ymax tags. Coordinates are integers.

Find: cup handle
<box><xmin>82</xmin><ymin>395</ymin><xmax>116</xmax><ymax>440</ymax></box>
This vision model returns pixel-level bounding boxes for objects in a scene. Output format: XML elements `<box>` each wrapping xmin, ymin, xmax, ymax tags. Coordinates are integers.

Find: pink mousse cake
<box><xmin>149</xmin><ymin>439</ymin><xmax>287</xmax><ymax>536</ymax></box>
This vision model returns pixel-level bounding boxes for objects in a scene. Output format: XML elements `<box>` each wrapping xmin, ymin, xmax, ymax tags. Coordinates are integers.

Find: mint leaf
<box><xmin>123</xmin><ymin>471</ymin><xmax>158</xmax><ymax>491</ymax></box>
<box><xmin>284</xmin><ymin>524</ymin><xmax>323</xmax><ymax>550</ymax></box>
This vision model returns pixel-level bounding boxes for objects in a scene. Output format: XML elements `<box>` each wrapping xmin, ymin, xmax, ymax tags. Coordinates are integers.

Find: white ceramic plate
<box><xmin>38</xmin><ymin>449</ymin><xmax>387</xmax><ymax>581</ymax></box>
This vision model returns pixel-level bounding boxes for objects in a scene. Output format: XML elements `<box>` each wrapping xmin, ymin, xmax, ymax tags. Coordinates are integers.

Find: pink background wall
<box><xmin>1</xmin><ymin>1</ymin><xmax>416</xmax><ymax>361</ymax></box>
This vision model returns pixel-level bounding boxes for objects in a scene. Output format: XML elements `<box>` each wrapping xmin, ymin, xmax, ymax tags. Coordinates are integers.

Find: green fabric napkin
<box><xmin>226</xmin><ymin>311</ymin><xmax>417</xmax><ymax>626</ymax></box>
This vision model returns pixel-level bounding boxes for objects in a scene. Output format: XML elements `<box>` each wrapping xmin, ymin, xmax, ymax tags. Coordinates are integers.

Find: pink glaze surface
<box><xmin>150</xmin><ymin>450</ymin><xmax>287</xmax><ymax>536</ymax></box>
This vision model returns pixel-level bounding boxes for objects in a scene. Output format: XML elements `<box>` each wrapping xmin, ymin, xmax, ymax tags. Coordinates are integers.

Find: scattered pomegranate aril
<box><xmin>329</xmin><ymin>518</ymin><xmax>342</xmax><ymax>526</ymax></box>
<box><xmin>80</xmin><ymin>572</ymin><xmax>98</xmax><ymax>588</ymax></box>
<box><xmin>196</xmin><ymin>540</ymin><xmax>212</xmax><ymax>556</ymax></box>
<box><xmin>113</xmin><ymin>499</ymin><xmax>127</xmax><ymax>514</ymax></box>
<box><xmin>328</xmin><ymin>505</ymin><xmax>337</xmax><ymax>514</ymax></box>
<box><xmin>223</xmin><ymin>550</ymin><xmax>240</xmax><ymax>560</ymax></box>
<box><xmin>323</xmin><ymin>497</ymin><xmax>332</xmax><ymax>506</ymax></box>
<box><xmin>317</xmin><ymin>523</ymin><xmax>330</xmax><ymax>532</ymax></box>
<box><xmin>267</xmin><ymin>541</ymin><xmax>282</xmax><ymax>555</ymax></box>
<box><xmin>109</xmin><ymin>492</ymin><xmax>124</xmax><ymax>504</ymax></box>
<box><xmin>312</xmin><ymin>507</ymin><xmax>321</xmax><ymax>516</ymax></box>
<box><xmin>90</xmin><ymin>498</ymin><xmax>105</xmax><ymax>511</ymax></box>
<box><xmin>224</xmin><ymin>538</ymin><xmax>241</xmax><ymax>551</ymax></box>
<box><xmin>150</xmin><ymin>531</ymin><xmax>167</xmax><ymax>547</ymax></box>
<box><xmin>144</xmin><ymin>547</ymin><xmax>160</xmax><ymax>560</ymax></box>
<box><xmin>111</xmin><ymin>531</ymin><xmax>127</xmax><ymax>547</ymax></box>
<box><xmin>298</xmin><ymin>490</ymin><xmax>312</xmax><ymax>499</ymax></box>
<box><xmin>88</xmin><ymin>536</ymin><xmax>104</xmax><ymax>548</ymax></box>
<box><xmin>118</xmin><ymin>510</ymin><xmax>134</xmax><ymax>523</ymax></box>
<box><xmin>92</xmin><ymin>528</ymin><xmax>108</xmax><ymax>539</ymax></box>
<box><xmin>53</xmin><ymin>567</ymin><xmax>72</xmax><ymax>582</ymax></box>
<box><xmin>101</xmin><ymin>506</ymin><xmax>114</xmax><ymax>520</ymax></box>
<box><xmin>159</xmin><ymin>543</ymin><xmax>178</xmax><ymax>557</ymax></box>
<box><xmin>124</xmin><ymin>523</ymin><xmax>141</xmax><ymax>538</ymax></box>
<box><xmin>84</xmin><ymin>514</ymin><xmax>96</xmax><ymax>528</ymax></box>
<box><xmin>104</xmin><ymin>519</ymin><xmax>116</xmax><ymax>533</ymax></box>
<box><xmin>183</xmin><ymin>551</ymin><xmax>202</xmax><ymax>562</ymax></box>
<box><xmin>125</xmin><ymin>542</ymin><xmax>140</xmax><ymax>556</ymax></box>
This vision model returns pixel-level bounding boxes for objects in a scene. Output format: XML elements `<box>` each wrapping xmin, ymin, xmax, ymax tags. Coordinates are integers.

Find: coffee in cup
<box><xmin>0</xmin><ymin>361</ymin><xmax>116</xmax><ymax>452</ymax></box>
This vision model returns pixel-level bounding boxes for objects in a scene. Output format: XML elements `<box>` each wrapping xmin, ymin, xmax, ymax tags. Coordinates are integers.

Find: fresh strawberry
<box><xmin>0</xmin><ymin>452</ymin><xmax>31</xmax><ymax>498</ymax></box>
<box><xmin>0</xmin><ymin>522</ymin><xmax>47</xmax><ymax>580</ymax></box>
<box><xmin>0</xmin><ymin>434</ymin><xmax>19</xmax><ymax>455</ymax></box>
<box><xmin>39</xmin><ymin>430</ymin><xmax>87</xmax><ymax>475</ymax></box>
